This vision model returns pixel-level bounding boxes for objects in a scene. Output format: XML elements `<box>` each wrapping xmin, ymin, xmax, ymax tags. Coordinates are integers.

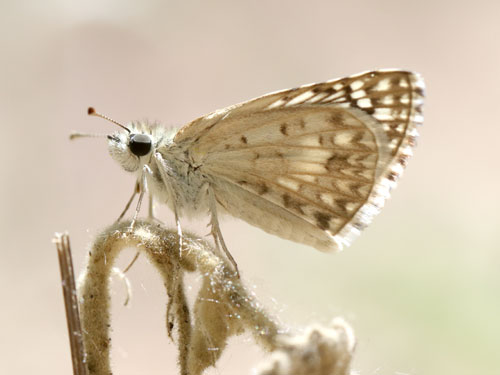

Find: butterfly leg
<box><xmin>152</xmin><ymin>152</ymin><xmax>185</xmax><ymax>251</ymax></box>
<box><xmin>208</xmin><ymin>186</ymin><xmax>240</xmax><ymax>277</ymax></box>
<box><xmin>147</xmin><ymin>194</ymin><xmax>154</xmax><ymax>220</ymax></box>
<box><xmin>129</xmin><ymin>165</ymin><xmax>151</xmax><ymax>230</ymax></box>
<box><xmin>117</xmin><ymin>181</ymin><xmax>140</xmax><ymax>222</ymax></box>
<box><xmin>121</xmin><ymin>165</ymin><xmax>154</xmax><ymax>274</ymax></box>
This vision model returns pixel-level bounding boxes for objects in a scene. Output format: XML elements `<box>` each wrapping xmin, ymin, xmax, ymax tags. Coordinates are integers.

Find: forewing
<box><xmin>175</xmin><ymin>70</ymin><xmax>425</xmax><ymax>251</ymax></box>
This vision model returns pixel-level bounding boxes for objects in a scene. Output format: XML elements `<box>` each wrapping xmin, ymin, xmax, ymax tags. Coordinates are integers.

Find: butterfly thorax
<box><xmin>150</xmin><ymin>141</ymin><xmax>210</xmax><ymax>217</ymax></box>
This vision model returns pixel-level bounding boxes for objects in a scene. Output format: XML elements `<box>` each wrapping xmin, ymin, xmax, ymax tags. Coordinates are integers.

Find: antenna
<box><xmin>69</xmin><ymin>132</ymin><xmax>107</xmax><ymax>140</ymax></box>
<box><xmin>87</xmin><ymin>107</ymin><xmax>131</xmax><ymax>133</ymax></box>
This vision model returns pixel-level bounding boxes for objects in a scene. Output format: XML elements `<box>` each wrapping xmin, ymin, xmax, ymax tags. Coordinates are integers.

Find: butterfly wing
<box><xmin>174</xmin><ymin>70</ymin><xmax>425</xmax><ymax>251</ymax></box>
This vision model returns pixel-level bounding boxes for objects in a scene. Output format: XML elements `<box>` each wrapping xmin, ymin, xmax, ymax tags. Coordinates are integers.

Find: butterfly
<box><xmin>79</xmin><ymin>70</ymin><xmax>424</xmax><ymax>275</ymax></box>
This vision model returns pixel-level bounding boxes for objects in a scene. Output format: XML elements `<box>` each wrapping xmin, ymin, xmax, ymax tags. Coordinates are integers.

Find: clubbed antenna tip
<box><xmin>86</xmin><ymin>107</ymin><xmax>131</xmax><ymax>133</ymax></box>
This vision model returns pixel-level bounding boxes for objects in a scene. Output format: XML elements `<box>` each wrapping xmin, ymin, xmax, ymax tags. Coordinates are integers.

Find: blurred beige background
<box><xmin>2</xmin><ymin>1</ymin><xmax>499</xmax><ymax>374</ymax></box>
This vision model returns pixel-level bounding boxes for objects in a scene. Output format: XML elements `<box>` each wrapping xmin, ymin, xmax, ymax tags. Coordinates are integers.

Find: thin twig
<box><xmin>54</xmin><ymin>233</ymin><xmax>88</xmax><ymax>375</ymax></box>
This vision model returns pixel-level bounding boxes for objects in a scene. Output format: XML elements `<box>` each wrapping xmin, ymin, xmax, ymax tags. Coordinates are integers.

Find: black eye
<box><xmin>129</xmin><ymin>134</ymin><xmax>152</xmax><ymax>157</ymax></box>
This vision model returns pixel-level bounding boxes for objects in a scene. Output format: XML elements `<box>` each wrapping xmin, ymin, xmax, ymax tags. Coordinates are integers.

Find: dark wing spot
<box><xmin>351</xmin><ymin>131</ymin><xmax>364</xmax><ymax>144</ymax></box>
<box><xmin>257</xmin><ymin>184</ymin><xmax>269</xmax><ymax>195</ymax></box>
<box><xmin>318</xmin><ymin>135</ymin><xmax>324</xmax><ymax>146</ymax></box>
<box><xmin>390</xmin><ymin>77</ymin><xmax>400</xmax><ymax>85</ymax></box>
<box><xmin>335</xmin><ymin>199</ymin><xmax>349</xmax><ymax>214</ymax></box>
<box><xmin>370</xmin><ymin>97</ymin><xmax>380</xmax><ymax>107</ymax></box>
<box><xmin>352</xmin><ymin>221</ymin><xmax>366</xmax><ymax>230</ymax></box>
<box><xmin>398</xmin><ymin>155</ymin><xmax>409</xmax><ymax>167</ymax></box>
<box><xmin>280</xmin><ymin>123</ymin><xmax>288</xmax><ymax>135</ymax></box>
<box><xmin>323</xmin><ymin>87</ymin><xmax>335</xmax><ymax>95</ymax></box>
<box><xmin>282</xmin><ymin>193</ymin><xmax>305</xmax><ymax>214</ymax></box>
<box><xmin>240</xmin><ymin>136</ymin><xmax>248</xmax><ymax>144</ymax></box>
<box><xmin>224</xmin><ymin>144</ymin><xmax>230</xmax><ymax>150</ymax></box>
<box><xmin>329</xmin><ymin>113</ymin><xmax>344</xmax><ymax>126</ymax></box>
<box><xmin>348</xmin><ymin>182</ymin><xmax>364</xmax><ymax>197</ymax></box>
<box><xmin>387</xmin><ymin>172</ymin><xmax>397</xmax><ymax>182</ymax></box>
<box><xmin>350</xmin><ymin>131</ymin><xmax>372</xmax><ymax>151</ymax></box>
<box><xmin>326</xmin><ymin>153</ymin><xmax>350</xmax><ymax>171</ymax></box>
<box><xmin>314</xmin><ymin>212</ymin><xmax>332</xmax><ymax>230</ymax></box>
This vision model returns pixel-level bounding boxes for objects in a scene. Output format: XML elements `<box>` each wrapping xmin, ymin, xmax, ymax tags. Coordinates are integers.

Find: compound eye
<box><xmin>129</xmin><ymin>134</ymin><xmax>152</xmax><ymax>157</ymax></box>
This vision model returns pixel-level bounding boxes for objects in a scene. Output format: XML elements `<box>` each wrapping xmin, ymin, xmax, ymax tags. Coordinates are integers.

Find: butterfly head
<box><xmin>106</xmin><ymin>129</ymin><xmax>153</xmax><ymax>172</ymax></box>
<box><xmin>80</xmin><ymin>107</ymin><xmax>153</xmax><ymax>172</ymax></box>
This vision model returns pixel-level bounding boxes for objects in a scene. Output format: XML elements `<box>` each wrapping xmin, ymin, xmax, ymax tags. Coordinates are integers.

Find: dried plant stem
<box><xmin>54</xmin><ymin>233</ymin><xmax>89</xmax><ymax>375</ymax></box>
<box><xmin>56</xmin><ymin>219</ymin><xmax>355</xmax><ymax>375</ymax></box>
<box><xmin>76</xmin><ymin>220</ymin><xmax>283</xmax><ymax>375</ymax></box>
